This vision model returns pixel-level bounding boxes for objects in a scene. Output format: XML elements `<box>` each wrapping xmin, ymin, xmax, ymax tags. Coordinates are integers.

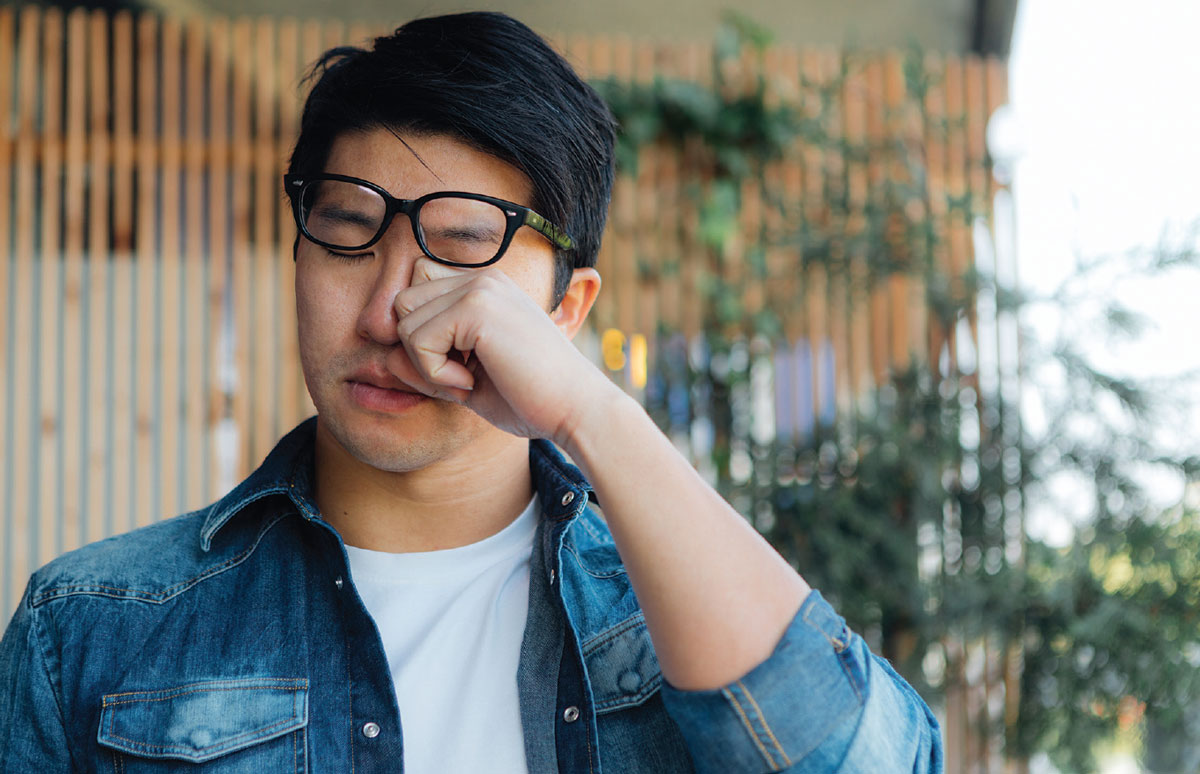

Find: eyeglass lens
<box><xmin>299</xmin><ymin>179</ymin><xmax>508</xmax><ymax>265</ymax></box>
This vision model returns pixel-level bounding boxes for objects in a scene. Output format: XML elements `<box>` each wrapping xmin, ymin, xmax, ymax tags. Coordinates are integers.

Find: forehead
<box><xmin>321</xmin><ymin>128</ymin><xmax>535</xmax><ymax>206</ymax></box>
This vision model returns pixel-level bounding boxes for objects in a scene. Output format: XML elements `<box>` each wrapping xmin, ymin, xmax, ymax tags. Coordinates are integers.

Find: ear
<box><xmin>551</xmin><ymin>267</ymin><xmax>601</xmax><ymax>340</ymax></box>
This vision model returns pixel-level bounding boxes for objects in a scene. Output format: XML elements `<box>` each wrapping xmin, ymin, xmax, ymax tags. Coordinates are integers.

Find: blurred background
<box><xmin>1</xmin><ymin>1</ymin><xmax>1197</xmax><ymax>771</ymax></box>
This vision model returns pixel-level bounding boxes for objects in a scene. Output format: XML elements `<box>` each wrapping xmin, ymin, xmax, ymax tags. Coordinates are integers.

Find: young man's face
<box><xmin>294</xmin><ymin>128</ymin><xmax>558</xmax><ymax>473</ymax></box>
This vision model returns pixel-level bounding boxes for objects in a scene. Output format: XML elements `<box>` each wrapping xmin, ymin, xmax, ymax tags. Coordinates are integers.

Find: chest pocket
<box><xmin>97</xmin><ymin>678</ymin><xmax>308</xmax><ymax>774</ymax></box>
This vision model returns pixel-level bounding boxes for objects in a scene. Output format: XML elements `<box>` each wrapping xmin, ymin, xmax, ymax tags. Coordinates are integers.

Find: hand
<box><xmin>384</xmin><ymin>258</ymin><xmax>615</xmax><ymax>444</ymax></box>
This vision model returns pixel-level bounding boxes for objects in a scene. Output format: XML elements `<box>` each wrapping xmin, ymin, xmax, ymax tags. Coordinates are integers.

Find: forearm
<box><xmin>561</xmin><ymin>385</ymin><xmax>810</xmax><ymax>691</ymax></box>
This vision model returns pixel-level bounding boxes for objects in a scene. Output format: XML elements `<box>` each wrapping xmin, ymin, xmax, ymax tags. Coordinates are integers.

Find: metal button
<box><xmin>560</xmin><ymin>491</ymin><xmax>575</xmax><ymax>506</ymax></box>
<box><xmin>549</xmin><ymin>569</ymin><xmax>556</xmax><ymax>585</ymax></box>
<box><xmin>334</xmin><ymin>576</ymin><xmax>344</xmax><ymax>590</ymax></box>
<box><xmin>563</xmin><ymin>706</ymin><xmax>580</xmax><ymax>723</ymax></box>
<box><xmin>362</xmin><ymin>721</ymin><xmax>381</xmax><ymax>738</ymax></box>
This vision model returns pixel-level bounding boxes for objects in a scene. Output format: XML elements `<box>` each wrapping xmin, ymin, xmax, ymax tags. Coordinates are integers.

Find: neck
<box><xmin>313</xmin><ymin>421</ymin><xmax>534</xmax><ymax>553</ymax></box>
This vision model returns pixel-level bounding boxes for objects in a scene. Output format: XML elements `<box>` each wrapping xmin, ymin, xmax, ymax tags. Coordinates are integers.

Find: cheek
<box><xmin>295</xmin><ymin>263</ymin><xmax>355</xmax><ymax>360</ymax></box>
<box><xmin>501</xmin><ymin>252</ymin><xmax>557</xmax><ymax>311</ymax></box>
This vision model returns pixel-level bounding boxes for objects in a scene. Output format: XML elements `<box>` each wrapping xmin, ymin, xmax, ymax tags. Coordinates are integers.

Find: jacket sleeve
<box><xmin>0</xmin><ymin>580</ymin><xmax>74</xmax><ymax>772</ymax></box>
<box><xmin>659</xmin><ymin>590</ymin><xmax>942</xmax><ymax>774</ymax></box>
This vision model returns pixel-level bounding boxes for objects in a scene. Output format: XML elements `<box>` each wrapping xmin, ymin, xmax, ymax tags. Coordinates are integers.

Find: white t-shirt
<box><xmin>345</xmin><ymin>497</ymin><xmax>538</xmax><ymax>774</ymax></box>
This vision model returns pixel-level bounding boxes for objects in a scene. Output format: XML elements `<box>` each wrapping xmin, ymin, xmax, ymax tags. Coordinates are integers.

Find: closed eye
<box><xmin>424</xmin><ymin>225</ymin><xmax>505</xmax><ymax>245</ymax></box>
<box><xmin>308</xmin><ymin>205</ymin><xmax>378</xmax><ymax>230</ymax></box>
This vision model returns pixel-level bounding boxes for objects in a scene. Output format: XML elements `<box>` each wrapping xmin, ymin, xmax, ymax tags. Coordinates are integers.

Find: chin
<box><xmin>316</xmin><ymin>397</ymin><xmax>485</xmax><ymax>474</ymax></box>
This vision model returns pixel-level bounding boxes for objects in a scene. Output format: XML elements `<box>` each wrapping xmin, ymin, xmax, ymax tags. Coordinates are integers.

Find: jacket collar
<box><xmin>200</xmin><ymin>418</ymin><xmax>321</xmax><ymax>551</ymax></box>
<box><xmin>200</xmin><ymin>417</ymin><xmax>595</xmax><ymax>551</ymax></box>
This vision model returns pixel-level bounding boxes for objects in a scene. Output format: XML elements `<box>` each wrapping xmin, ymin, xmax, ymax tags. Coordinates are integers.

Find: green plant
<box><xmin>595</xmin><ymin>15</ymin><xmax>1200</xmax><ymax>772</ymax></box>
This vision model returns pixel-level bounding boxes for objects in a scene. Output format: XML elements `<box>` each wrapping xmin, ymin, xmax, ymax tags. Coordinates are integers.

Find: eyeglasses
<box><xmin>283</xmin><ymin>173</ymin><xmax>575</xmax><ymax>268</ymax></box>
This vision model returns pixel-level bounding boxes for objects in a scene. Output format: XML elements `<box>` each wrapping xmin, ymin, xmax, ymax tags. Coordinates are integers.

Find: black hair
<box><xmin>287</xmin><ymin>11</ymin><xmax>617</xmax><ymax>306</ymax></box>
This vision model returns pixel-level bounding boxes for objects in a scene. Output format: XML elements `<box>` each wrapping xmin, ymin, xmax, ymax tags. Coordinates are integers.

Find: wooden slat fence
<box><xmin>0</xmin><ymin>14</ymin><xmax>1007</xmax><ymax>763</ymax></box>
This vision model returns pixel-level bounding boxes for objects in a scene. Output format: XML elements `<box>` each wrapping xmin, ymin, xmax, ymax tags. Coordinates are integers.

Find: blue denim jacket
<box><xmin>0</xmin><ymin>419</ymin><xmax>942</xmax><ymax>772</ymax></box>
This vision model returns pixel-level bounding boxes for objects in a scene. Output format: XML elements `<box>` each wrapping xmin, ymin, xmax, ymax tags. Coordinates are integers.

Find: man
<box><xmin>0</xmin><ymin>12</ymin><xmax>940</xmax><ymax>773</ymax></box>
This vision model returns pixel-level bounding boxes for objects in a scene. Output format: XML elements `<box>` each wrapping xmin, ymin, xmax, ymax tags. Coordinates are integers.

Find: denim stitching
<box><xmin>562</xmin><ymin>542</ymin><xmax>626</xmax><ymax>580</ymax></box>
<box><xmin>345</xmin><ymin>619</ymin><xmax>356</xmax><ymax>774</ymax></box>
<box><xmin>102</xmin><ymin>701</ymin><xmax>303</xmax><ymax>753</ymax></box>
<box><xmin>202</xmin><ymin>487</ymin><xmax>292</xmax><ymax>547</ymax></box>
<box><xmin>581</xmin><ymin>613</ymin><xmax>646</xmax><ymax>654</ymax></box>
<box><xmin>102</xmin><ymin>677</ymin><xmax>306</xmax><ymax>701</ymax></box>
<box><xmin>31</xmin><ymin>599</ymin><xmax>73</xmax><ymax>768</ymax></box>
<box><xmin>736</xmin><ymin>680</ymin><xmax>792</xmax><ymax>767</ymax></box>
<box><xmin>100</xmin><ymin>680</ymin><xmax>306</xmax><ymax>757</ymax></box>
<box><xmin>33</xmin><ymin>512</ymin><xmax>292</xmax><ymax>606</ymax></box>
<box><xmin>576</xmin><ymin>513</ymin><xmax>606</xmax><ymax>543</ymax></box>
<box><xmin>722</xmin><ymin>684</ymin><xmax>779</xmax><ymax>768</ymax></box>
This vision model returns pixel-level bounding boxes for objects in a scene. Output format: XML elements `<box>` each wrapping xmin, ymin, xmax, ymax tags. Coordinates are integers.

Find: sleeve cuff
<box><xmin>659</xmin><ymin>590</ymin><xmax>868</xmax><ymax>773</ymax></box>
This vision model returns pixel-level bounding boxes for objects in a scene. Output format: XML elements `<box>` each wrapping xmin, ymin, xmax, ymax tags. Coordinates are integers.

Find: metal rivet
<box><xmin>334</xmin><ymin>576</ymin><xmax>344</xmax><ymax>590</ymax></box>
<box><xmin>549</xmin><ymin>569</ymin><xmax>556</xmax><ymax>585</ymax></box>
<box><xmin>361</xmin><ymin>721</ymin><xmax>381</xmax><ymax>739</ymax></box>
<box><xmin>560</xmin><ymin>491</ymin><xmax>575</xmax><ymax>506</ymax></box>
<box><xmin>563</xmin><ymin>706</ymin><xmax>580</xmax><ymax>723</ymax></box>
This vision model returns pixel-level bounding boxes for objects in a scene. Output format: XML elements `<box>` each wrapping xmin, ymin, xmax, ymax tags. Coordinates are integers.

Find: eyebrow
<box><xmin>308</xmin><ymin>204</ymin><xmax>378</xmax><ymax>228</ymax></box>
<box><xmin>424</xmin><ymin>223</ymin><xmax>504</xmax><ymax>244</ymax></box>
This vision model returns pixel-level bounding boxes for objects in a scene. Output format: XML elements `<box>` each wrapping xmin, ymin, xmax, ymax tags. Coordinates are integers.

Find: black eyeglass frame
<box><xmin>283</xmin><ymin>173</ymin><xmax>575</xmax><ymax>268</ymax></box>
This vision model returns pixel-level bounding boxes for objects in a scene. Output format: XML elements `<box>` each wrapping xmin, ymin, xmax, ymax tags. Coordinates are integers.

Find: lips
<box><xmin>346</xmin><ymin>366</ymin><xmax>427</xmax><ymax>413</ymax></box>
<box><xmin>347</xmin><ymin>366</ymin><xmax>414</xmax><ymax>393</ymax></box>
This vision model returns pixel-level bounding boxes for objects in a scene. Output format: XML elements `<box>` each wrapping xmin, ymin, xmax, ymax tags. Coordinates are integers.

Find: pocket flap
<box><xmin>583</xmin><ymin>615</ymin><xmax>662</xmax><ymax>713</ymax></box>
<box><xmin>98</xmin><ymin>677</ymin><xmax>308</xmax><ymax>763</ymax></box>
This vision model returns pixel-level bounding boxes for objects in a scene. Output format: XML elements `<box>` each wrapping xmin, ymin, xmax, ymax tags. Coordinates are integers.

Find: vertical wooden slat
<box><xmin>110</xmin><ymin>11</ymin><xmax>134</xmax><ymax>536</ymax></box>
<box><xmin>800</xmin><ymin>50</ymin><xmax>828</xmax><ymax>425</ymax></box>
<box><xmin>62</xmin><ymin>8</ymin><xmax>88</xmax><ymax>553</ymax></box>
<box><xmin>944</xmin><ymin>56</ymin><xmax>968</xmax><ymax>377</ymax></box>
<box><xmin>251</xmin><ymin>19</ymin><xmax>277</xmax><ymax>464</ymax></box>
<box><xmin>773</xmin><ymin>48</ymin><xmax>801</xmax><ymax>343</ymax></box>
<box><xmin>183</xmin><ymin>18</ymin><xmax>206</xmax><ymax>510</ymax></box>
<box><xmin>843</xmin><ymin>54</ymin><xmax>871</xmax><ymax>401</ymax></box>
<box><xmin>134</xmin><ymin>14</ymin><xmax>158</xmax><ymax>529</ymax></box>
<box><xmin>900</xmin><ymin>55</ymin><xmax>930</xmax><ymax>371</ymax></box>
<box><xmin>229</xmin><ymin>18</ymin><xmax>252</xmax><ymax>480</ymax></box>
<box><xmin>38</xmin><ymin>8</ymin><xmax>64</xmax><ymax>567</ymax></box>
<box><xmin>10</xmin><ymin>5</ymin><xmax>41</xmax><ymax>603</ymax></box>
<box><xmin>276</xmin><ymin>18</ymin><xmax>302</xmax><ymax>431</ymax></box>
<box><xmin>0</xmin><ymin>5</ymin><xmax>15</xmax><ymax>612</ymax></box>
<box><xmin>883</xmin><ymin>53</ymin><xmax>911</xmax><ymax>372</ymax></box>
<box><xmin>678</xmin><ymin>41</ymin><xmax>707</xmax><ymax>340</ymax></box>
<box><xmin>159</xmin><ymin>17</ymin><xmax>182</xmax><ymax>520</ymax></box>
<box><xmin>652</xmin><ymin>43</ymin><xmax>682</xmax><ymax>339</ymax></box>
<box><xmin>85</xmin><ymin>9</ymin><xmax>111</xmax><ymax>546</ymax></box>
<box><xmin>942</xmin><ymin>54</ymin><xmax>969</xmax><ymax>774</ymax></box>
<box><xmin>819</xmin><ymin>48</ymin><xmax>848</xmax><ymax>415</ymax></box>
<box><xmin>964</xmin><ymin>55</ymin><xmax>988</xmax><ymax>353</ymax></box>
<box><xmin>206</xmin><ymin>18</ymin><xmax>230</xmax><ymax>500</ymax></box>
<box><xmin>633</xmin><ymin>40</ymin><xmax>657</xmax><ymax>361</ymax></box>
<box><xmin>613</xmin><ymin>38</ymin><xmax>641</xmax><ymax>351</ymax></box>
<box><xmin>923</xmin><ymin>53</ymin><xmax>949</xmax><ymax>373</ymax></box>
<box><xmin>865</xmin><ymin>58</ymin><xmax>889</xmax><ymax>388</ymax></box>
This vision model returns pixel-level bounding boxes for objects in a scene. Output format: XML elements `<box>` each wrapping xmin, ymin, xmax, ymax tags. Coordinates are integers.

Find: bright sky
<box><xmin>1008</xmin><ymin>0</ymin><xmax>1200</xmax><ymax>548</ymax></box>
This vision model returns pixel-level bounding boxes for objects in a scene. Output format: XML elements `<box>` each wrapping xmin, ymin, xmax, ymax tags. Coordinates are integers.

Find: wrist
<box><xmin>554</xmin><ymin>374</ymin><xmax>638</xmax><ymax>460</ymax></box>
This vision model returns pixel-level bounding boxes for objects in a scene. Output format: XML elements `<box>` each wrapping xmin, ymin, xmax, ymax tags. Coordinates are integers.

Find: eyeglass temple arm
<box><xmin>523</xmin><ymin>211</ymin><xmax>575</xmax><ymax>251</ymax></box>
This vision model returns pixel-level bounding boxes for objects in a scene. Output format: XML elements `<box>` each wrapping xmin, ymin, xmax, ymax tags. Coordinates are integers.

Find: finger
<box><xmin>384</xmin><ymin>346</ymin><xmax>473</xmax><ymax>404</ymax></box>
<box><xmin>394</xmin><ymin>272</ymin><xmax>472</xmax><ymax>318</ymax></box>
<box><xmin>412</xmin><ymin>255</ymin><xmax>470</xmax><ymax>285</ymax></box>
<box><xmin>400</xmin><ymin>306</ymin><xmax>481</xmax><ymax>391</ymax></box>
<box><xmin>395</xmin><ymin>283</ymin><xmax>477</xmax><ymax>366</ymax></box>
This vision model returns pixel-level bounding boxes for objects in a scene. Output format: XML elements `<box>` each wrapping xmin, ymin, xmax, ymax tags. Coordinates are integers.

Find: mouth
<box><xmin>346</xmin><ymin>368</ymin><xmax>428</xmax><ymax>413</ymax></box>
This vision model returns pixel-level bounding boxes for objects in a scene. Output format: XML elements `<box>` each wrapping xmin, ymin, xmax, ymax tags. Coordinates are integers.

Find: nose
<box><xmin>354</xmin><ymin>216</ymin><xmax>421</xmax><ymax>345</ymax></box>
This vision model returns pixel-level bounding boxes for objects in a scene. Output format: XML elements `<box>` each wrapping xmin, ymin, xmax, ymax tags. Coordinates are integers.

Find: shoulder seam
<box><xmin>30</xmin><ymin>512</ymin><xmax>292</xmax><ymax>607</ymax></box>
